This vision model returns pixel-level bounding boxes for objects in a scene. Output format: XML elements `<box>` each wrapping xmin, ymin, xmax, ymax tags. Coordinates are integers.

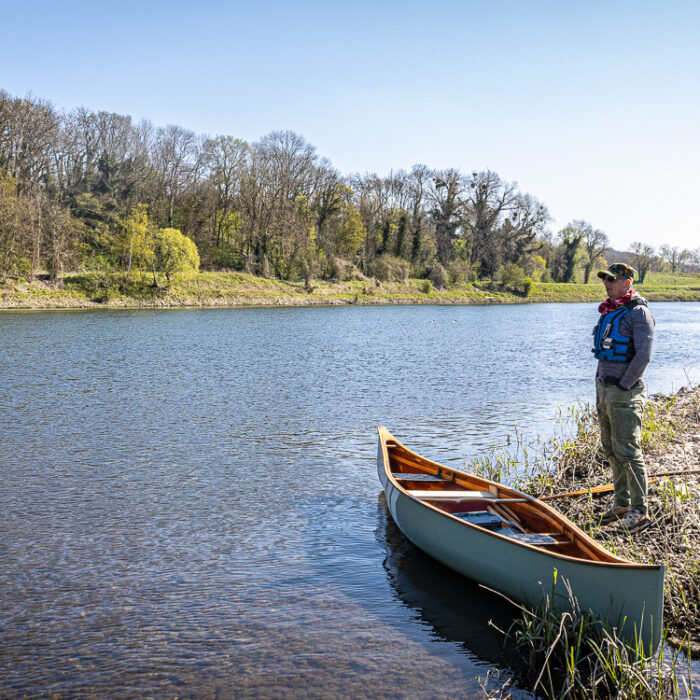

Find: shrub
<box><xmin>79</xmin><ymin>253</ymin><xmax>116</xmax><ymax>272</ymax></box>
<box><xmin>367</xmin><ymin>254</ymin><xmax>410</xmax><ymax>282</ymax></box>
<box><xmin>211</xmin><ymin>246</ymin><xmax>243</xmax><ymax>270</ymax></box>
<box><xmin>447</xmin><ymin>259</ymin><xmax>470</xmax><ymax>284</ymax></box>
<box><xmin>427</xmin><ymin>263</ymin><xmax>448</xmax><ymax>289</ymax></box>
<box><xmin>497</xmin><ymin>263</ymin><xmax>526</xmax><ymax>291</ymax></box>
<box><xmin>328</xmin><ymin>256</ymin><xmax>365</xmax><ymax>281</ymax></box>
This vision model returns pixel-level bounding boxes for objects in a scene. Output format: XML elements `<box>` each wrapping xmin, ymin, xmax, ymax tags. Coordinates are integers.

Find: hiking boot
<box><xmin>601</xmin><ymin>503</ymin><xmax>630</xmax><ymax>524</ymax></box>
<box><xmin>621</xmin><ymin>509</ymin><xmax>650</xmax><ymax>534</ymax></box>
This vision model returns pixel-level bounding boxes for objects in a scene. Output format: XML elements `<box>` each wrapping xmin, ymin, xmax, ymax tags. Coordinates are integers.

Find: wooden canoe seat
<box><xmin>504</xmin><ymin>531</ymin><xmax>558</xmax><ymax>546</ymax></box>
<box><xmin>452</xmin><ymin>511</ymin><xmax>503</xmax><ymax>530</ymax></box>
<box><xmin>498</xmin><ymin>529</ymin><xmax>571</xmax><ymax>546</ymax></box>
<box><xmin>407</xmin><ymin>489</ymin><xmax>493</xmax><ymax>500</ymax></box>
<box><xmin>392</xmin><ymin>473</ymin><xmax>447</xmax><ymax>482</ymax></box>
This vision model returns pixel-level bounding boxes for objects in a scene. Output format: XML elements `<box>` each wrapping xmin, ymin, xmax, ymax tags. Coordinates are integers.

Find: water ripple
<box><xmin>2</xmin><ymin>303</ymin><xmax>699</xmax><ymax>697</ymax></box>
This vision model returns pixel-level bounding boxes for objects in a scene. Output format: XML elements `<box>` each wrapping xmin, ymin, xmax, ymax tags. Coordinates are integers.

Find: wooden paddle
<box><xmin>540</xmin><ymin>469</ymin><xmax>700</xmax><ymax>501</ymax></box>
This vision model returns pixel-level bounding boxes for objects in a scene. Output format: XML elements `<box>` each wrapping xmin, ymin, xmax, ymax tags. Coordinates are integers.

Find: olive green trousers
<box><xmin>595</xmin><ymin>382</ymin><xmax>648</xmax><ymax>515</ymax></box>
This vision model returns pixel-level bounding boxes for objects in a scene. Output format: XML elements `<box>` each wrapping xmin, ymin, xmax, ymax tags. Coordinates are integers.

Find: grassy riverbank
<box><xmin>473</xmin><ymin>385</ymin><xmax>700</xmax><ymax>698</ymax></box>
<box><xmin>1</xmin><ymin>270</ymin><xmax>700</xmax><ymax>309</ymax></box>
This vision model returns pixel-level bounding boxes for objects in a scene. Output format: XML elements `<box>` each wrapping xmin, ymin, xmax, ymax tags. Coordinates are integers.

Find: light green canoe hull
<box><xmin>378</xmin><ymin>439</ymin><xmax>665</xmax><ymax>652</ymax></box>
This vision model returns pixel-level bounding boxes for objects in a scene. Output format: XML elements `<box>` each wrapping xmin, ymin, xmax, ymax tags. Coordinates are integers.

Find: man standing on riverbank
<box><xmin>592</xmin><ymin>262</ymin><xmax>655</xmax><ymax>534</ymax></box>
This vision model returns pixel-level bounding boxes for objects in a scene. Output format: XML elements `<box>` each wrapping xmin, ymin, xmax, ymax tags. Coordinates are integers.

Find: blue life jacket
<box><xmin>592</xmin><ymin>298</ymin><xmax>646</xmax><ymax>362</ymax></box>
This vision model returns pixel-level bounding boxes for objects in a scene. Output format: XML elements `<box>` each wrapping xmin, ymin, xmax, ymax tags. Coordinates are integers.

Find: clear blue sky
<box><xmin>2</xmin><ymin>0</ymin><xmax>699</xmax><ymax>251</ymax></box>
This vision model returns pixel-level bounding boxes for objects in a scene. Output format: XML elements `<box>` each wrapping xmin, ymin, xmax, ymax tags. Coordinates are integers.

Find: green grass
<box><xmin>2</xmin><ymin>270</ymin><xmax>700</xmax><ymax>309</ymax></box>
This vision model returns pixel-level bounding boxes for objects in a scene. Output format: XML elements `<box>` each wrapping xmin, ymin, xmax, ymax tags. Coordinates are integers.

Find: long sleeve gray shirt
<box><xmin>595</xmin><ymin>301</ymin><xmax>655</xmax><ymax>389</ymax></box>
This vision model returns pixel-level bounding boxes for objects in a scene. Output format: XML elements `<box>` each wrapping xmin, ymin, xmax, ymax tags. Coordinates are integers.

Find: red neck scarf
<box><xmin>598</xmin><ymin>289</ymin><xmax>636</xmax><ymax>314</ymax></box>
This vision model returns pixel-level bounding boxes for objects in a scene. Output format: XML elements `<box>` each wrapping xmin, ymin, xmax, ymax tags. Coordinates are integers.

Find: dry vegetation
<box><xmin>525</xmin><ymin>387</ymin><xmax>700</xmax><ymax>654</ymax></box>
<box><xmin>472</xmin><ymin>386</ymin><xmax>700</xmax><ymax>651</ymax></box>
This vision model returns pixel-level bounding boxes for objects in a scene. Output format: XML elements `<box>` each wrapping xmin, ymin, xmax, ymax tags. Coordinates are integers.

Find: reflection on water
<box><xmin>375</xmin><ymin>495</ymin><xmax>519</xmax><ymax>666</ymax></box>
<box><xmin>1</xmin><ymin>303</ymin><xmax>699</xmax><ymax>697</ymax></box>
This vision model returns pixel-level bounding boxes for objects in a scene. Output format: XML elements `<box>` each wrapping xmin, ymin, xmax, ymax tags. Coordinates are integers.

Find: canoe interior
<box><xmin>384</xmin><ymin>436</ymin><xmax>624</xmax><ymax>564</ymax></box>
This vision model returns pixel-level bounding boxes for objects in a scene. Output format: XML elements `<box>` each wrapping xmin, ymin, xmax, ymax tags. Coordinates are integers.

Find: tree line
<box><xmin>1</xmin><ymin>89</ymin><xmax>698</xmax><ymax>287</ymax></box>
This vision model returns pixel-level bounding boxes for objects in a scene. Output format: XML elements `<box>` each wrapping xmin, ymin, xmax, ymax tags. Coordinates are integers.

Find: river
<box><xmin>1</xmin><ymin>302</ymin><xmax>699</xmax><ymax>697</ymax></box>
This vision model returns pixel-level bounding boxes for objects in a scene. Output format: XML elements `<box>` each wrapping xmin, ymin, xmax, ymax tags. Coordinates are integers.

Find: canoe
<box><xmin>377</xmin><ymin>427</ymin><xmax>665</xmax><ymax>652</ymax></box>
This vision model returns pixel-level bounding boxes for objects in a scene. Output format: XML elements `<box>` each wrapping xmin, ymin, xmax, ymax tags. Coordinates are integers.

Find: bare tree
<box><xmin>690</xmin><ymin>248</ymin><xmax>700</xmax><ymax>272</ymax></box>
<box><xmin>630</xmin><ymin>242</ymin><xmax>656</xmax><ymax>283</ymax></box>
<box><xmin>463</xmin><ymin>171</ymin><xmax>548</xmax><ymax>277</ymax></box>
<box><xmin>0</xmin><ymin>171</ymin><xmax>18</xmax><ymax>281</ymax></box>
<box><xmin>251</xmin><ymin>131</ymin><xmax>319</xmax><ymax>275</ymax></box>
<box><xmin>202</xmin><ymin>135</ymin><xmax>250</xmax><ymax>247</ymax></box>
<box><xmin>237</xmin><ymin>142</ymin><xmax>275</xmax><ymax>273</ymax></box>
<box><xmin>0</xmin><ymin>92</ymin><xmax>59</xmax><ymax>196</ymax></box>
<box><xmin>500</xmin><ymin>193</ymin><xmax>550</xmax><ymax>266</ymax></box>
<box><xmin>571</xmin><ymin>220</ymin><xmax>609</xmax><ymax>283</ymax></box>
<box><xmin>57</xmin><ymin>108</ymin><xmax>149</xmax><ymax>215</ymax></box>
<box><xmin>152</xmin><ymin>124</ymin><xmax>202</xmax><ymax>227</ymax></box>
<box><xmin>346</xmin><ymin>172</ymin><xmax>388</xmax><ymax>267</ymax></box>
<box><xmin>659</xmin><ymin>244</ymin><xmax>693</xmax><ymax>274</ymax></box>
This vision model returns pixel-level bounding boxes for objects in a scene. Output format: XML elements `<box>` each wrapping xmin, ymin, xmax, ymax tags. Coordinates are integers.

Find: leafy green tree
<box><xmin>528</xmin><ymin>254</ymin><xmax>549</xmax><ymax>282</ymax></box>
<box><xmin>394</xmin><ymin>212</ymin><xmax>409</xmax><ymax>258</ymax></box>
<box><xmin>211</xmin><ymin>210</ymin><xmax>244</xmax><ymax>268</ymax></box>
<box><xmin>557</xmin><ymin>225</ymin><xmax>584</xmax><ymax>283</ymax></box>
<box><xmin>154</xmin><ymin>227</ymin><xmax>200</xmax><ymax>282</ymax></box>
<box><xmin>113</xmin><ymin>204</ymin><xmax>154</xmax><ymax>280</ymax></box>
<box><xmin>335</xmin><ymin>203</ymin><xmax>366</xmax><ymax>259</ymax></box>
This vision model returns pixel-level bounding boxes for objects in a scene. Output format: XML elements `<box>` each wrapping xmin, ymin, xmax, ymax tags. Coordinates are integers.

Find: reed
<box><xmin>481</xmin><ymin>575</ymin><xmax>693</xmax><ymax>699</ymax></box>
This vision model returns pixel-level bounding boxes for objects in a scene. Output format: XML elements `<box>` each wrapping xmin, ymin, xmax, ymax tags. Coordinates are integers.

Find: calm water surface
<box><xmin>2</xmin><ymin>302</ymin><xmax>700</xmax><ymax>698</ymax></box>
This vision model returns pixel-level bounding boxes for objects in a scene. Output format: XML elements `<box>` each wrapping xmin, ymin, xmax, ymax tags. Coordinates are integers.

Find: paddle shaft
<box><xmin>541</xmin><ymin>469</ymin><xmax>700</xmax><ymax>501</ymax></box>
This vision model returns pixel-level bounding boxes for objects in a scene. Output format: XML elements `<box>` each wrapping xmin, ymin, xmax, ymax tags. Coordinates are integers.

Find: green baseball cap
<box><xmin>597</xmin><ymin>262</ymin><xmax>636</xmax><ymax>280</ymax></box>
